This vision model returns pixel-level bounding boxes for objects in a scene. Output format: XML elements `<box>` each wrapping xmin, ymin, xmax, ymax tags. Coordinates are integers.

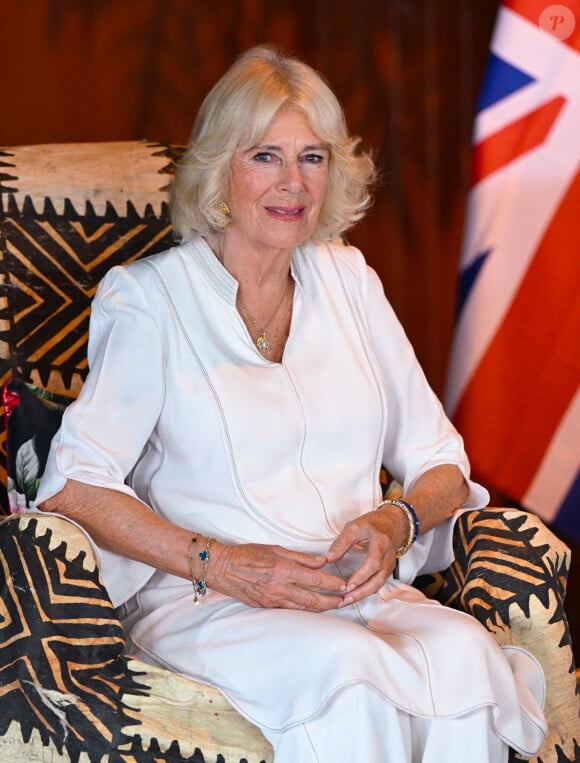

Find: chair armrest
<box><xmin>414</xmin><ymin>507</ymin><xmax>580</xmax><ymax>763</ymax></box>
<box><xmin>0</xmin><ymin>513</ymin><xmax>273</xmax><ymax>762</ymax></box>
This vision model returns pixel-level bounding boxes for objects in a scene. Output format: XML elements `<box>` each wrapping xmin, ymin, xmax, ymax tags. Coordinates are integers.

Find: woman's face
<box><xmin>226</xmin><ymin>109</ymin><xmax>329</xmax><ymax>255</ymax></box>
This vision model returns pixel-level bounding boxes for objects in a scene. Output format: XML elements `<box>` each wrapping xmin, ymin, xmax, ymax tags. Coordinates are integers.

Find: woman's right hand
<box><xmin>40</xmin><ymin>480</ymin><xmax>346</xmax><ymax>611</ymax></box>
<box><xmin>210</xmin><ymin>542</ymin><xmax>347</xmax><ymax>611</ymax></box>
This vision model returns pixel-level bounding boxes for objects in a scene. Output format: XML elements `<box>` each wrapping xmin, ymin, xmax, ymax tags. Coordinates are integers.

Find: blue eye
<box><xmin>253</xmin><ymin>151</ymin><xmax>274</xmax><ymax>162</ymax></box>
<box><xmin>302</xmin><ymin>153</ymin><xmax>325</xmax><ymax>164</ymax></box>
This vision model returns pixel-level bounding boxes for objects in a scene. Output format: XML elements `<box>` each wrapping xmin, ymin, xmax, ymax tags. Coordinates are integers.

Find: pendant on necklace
<box><xmin>256</xmin><ymin>332</ymin><xmax>270</xmax><ymax>353</ymax></box>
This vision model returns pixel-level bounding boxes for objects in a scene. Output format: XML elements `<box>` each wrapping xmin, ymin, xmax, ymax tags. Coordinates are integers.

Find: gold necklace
<box><xmin>239</xmin><ymin>279</ymin><xmax>291</xmax><ymax>354</ymax></box>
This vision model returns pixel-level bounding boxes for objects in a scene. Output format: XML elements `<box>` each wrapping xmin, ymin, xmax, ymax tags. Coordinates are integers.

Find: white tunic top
<box><xmin>38</xmin><ymin>237</ymin><xmax>488</xmax><ymax>600</ymax></box>
<box><xmin>37</xmin><ymin>237</ymin><xmax>546</xmax><ymax>757</ymax></box>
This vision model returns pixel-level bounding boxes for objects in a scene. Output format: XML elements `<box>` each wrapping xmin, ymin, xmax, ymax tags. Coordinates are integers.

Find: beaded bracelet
<box><xmin>375</xmin><ymin>498</ymin><xmax>420</xmax><ymax>558</ymax></box>
<box><xmin>188</xmin><ymin>534</ymin><xmax>215</xmax><ymax>604</ymax></box>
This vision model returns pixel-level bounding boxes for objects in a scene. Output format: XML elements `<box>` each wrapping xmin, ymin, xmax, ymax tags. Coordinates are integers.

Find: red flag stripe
<box><xmin>471</xmin><ymin>96</ymin><xmax>565</xmax><ymax>185</ymax></box>
<box><xmin>504</xmin><ymin>0</ymin><xmax>580</xmax><ymax>53</ymax></box>
<box><xmin>453</xmin><ymin>168</ymin><xmax>580</xmax><ymax>499</ymax></box>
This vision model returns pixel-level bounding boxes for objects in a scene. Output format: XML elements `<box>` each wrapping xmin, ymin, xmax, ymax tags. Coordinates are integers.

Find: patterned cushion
<box><xmin>3</xmin><ymin>378</ymin><xmax>73</xmax><ymax>511</ymax></box>
<box><xmin>415</xmin><ymin>509</ymin><xmax>580</xmax><ymax>763</ymax></box>
<box><xmin>0</xmin><ymin>512</ymin><xmax>273</xmax><ymax>763</ymax></box>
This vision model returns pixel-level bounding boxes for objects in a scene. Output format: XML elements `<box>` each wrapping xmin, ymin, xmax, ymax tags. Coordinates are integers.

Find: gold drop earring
<box><xmin>216</xmin><ymin>201</ymin><xmax>231</xmax><ymax>229</ymax></box>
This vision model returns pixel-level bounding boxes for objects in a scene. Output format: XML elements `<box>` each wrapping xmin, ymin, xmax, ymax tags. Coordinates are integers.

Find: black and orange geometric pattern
<box><xmin>415</xmin><ymin>508</ymin><xmax>580</xmax><ymax>763</ymax></box>
<box><xmin>0</xmin><ymin>515</ymin><xmax>137</xmax><ymax>758</ymax></box>
<box><xmin>415</xmin><ymin>509</ymin><xmax>569</xmax><ymax>637</ymax></box>
<box><xmin>0</xmin><ymin>142</ymin><xmax>183</xmax><ymax>511</ymax></box>
<box><xmin>1</xmin><ymin>193</ymin><xmax>173</xmax><ymax>384</ymax></box>
<box><xmin>0</xmin><ymin>513</ymin><xmax>271</xmax><ymax>762</ymax></box>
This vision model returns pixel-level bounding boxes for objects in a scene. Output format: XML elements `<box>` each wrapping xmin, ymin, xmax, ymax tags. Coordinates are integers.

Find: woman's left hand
<box><xmin>324</xmin><ymin>465</ymin><xmax>469</xmax><ymax>606</ymax></box>
<box><xmin>324</xmin><ymin>504</ymin><xmax>408</xmax><ymax>606</ymax></box>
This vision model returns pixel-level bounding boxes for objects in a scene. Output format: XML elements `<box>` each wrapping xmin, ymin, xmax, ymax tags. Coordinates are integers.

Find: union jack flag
<box><xmin>445</xmin><ymin>0</ymin><xmax>580</xmax><ymax>539</ymax></box>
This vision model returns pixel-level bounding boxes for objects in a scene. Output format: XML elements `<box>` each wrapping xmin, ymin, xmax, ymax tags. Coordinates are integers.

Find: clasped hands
<box><xmin>210</xmin><ymin>504</ymin><xmax>408</xmax><ymax>611</ymax></box>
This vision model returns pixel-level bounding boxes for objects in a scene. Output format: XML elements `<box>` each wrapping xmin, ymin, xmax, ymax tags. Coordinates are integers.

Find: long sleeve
<box><xmin>37</xmin><ymin>265</ymin><xmax>167</xmax><ymax>604</ymax></box>
<box><xmin>38</xmin><ymin>266</ymin><xmax>166</xmax><ymax>501</ymax></box>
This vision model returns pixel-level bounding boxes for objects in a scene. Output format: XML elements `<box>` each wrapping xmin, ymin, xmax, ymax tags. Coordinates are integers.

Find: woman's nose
<box><xmin>278</xmin><ymin>161</ymin><xmax>304</xmax><ymax>193</ymax></box>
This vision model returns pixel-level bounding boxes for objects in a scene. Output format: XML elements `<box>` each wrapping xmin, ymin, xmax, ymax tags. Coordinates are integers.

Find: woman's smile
<box><xmin>264</xmin><ymin>204</ymin><xmax>306</xmax><ymax>219</ymax></box>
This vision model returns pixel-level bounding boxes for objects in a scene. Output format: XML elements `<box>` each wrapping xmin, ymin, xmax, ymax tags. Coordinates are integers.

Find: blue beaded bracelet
<box><xmin>187</xmin><ymin>535</ymin><xmax>215</xmax><ymax>605</ymax></box>
<box><xmin>375</xmin><ymin>498</ymin><xmax>420</xmax><ymax>558</ymax></box>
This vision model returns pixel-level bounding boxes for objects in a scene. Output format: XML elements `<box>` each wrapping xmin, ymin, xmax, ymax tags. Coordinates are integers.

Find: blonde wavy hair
<box><xmin>170</xmin><ymin>44</ymin><xmax>376</xmax><ymax>242</ymax></box>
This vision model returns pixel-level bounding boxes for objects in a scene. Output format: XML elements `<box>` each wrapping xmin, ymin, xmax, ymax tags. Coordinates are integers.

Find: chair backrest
<box><xmin>0</xmin><ymin>140</ymin><xmax>183</xmax><ymax>507</ymax></box>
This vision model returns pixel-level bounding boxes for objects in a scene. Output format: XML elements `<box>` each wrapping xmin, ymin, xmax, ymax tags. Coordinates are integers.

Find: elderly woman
<box><xmin>37</xmin><ymin>45</ymin><xmax>546</xmax><ymax>762</ymax></box>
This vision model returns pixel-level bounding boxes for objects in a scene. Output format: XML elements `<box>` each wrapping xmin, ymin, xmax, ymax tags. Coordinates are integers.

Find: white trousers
<box><xmin>264</xmin><ymin>683</ymin><xmax>509</xmax><ymax>763</ymax></box>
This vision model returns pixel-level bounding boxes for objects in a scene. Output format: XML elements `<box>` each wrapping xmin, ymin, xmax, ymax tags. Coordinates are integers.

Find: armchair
<box><xmin>1</xmin><ymin>141</ymin><xmax>578</xmax><ymax>762</ymax></box>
